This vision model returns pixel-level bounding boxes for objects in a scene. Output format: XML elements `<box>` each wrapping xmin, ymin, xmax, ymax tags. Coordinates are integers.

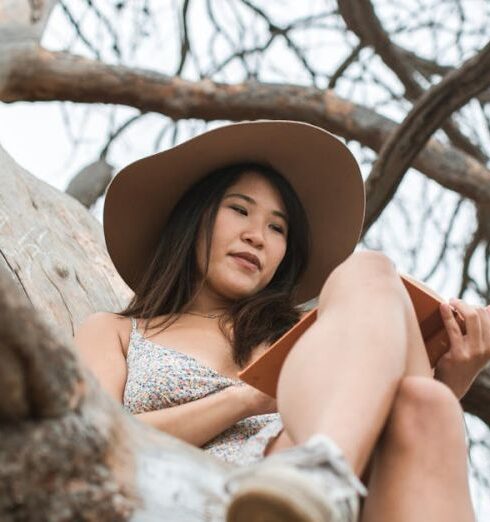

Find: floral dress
<box><xmin>123</xmin><ymin>318</ymin><xmax>284</xmax><ymax>465</ymax></box>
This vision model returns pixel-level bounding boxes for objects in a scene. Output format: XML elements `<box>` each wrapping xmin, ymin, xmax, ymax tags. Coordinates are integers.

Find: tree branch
<box><xmin>362</xmin><ymin>40</ymin><xmax>490</xmax><ymax>233</ymax></box>
<box><xmin>337</xmin><ymin>0</ymin><xmax>488</xmax><ymax>163</ymax></box>
<box><xmin>461</xmin><ymin>369</ymin><xmax>490</xmax><ymax>427</ymax></box>
<box><xmin>1</xmin><ymin>46</ymin><xmax>490</xmax><ymax>234</ymax></box>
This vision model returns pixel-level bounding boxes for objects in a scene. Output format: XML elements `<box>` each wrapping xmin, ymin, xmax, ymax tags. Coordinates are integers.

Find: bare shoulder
<box><xmin>76</xmin><ymin>311</ymin><xmax>127</xmax><ymax>332</ymax></box>
<box><xmin>75</xmin><ymin>311</ymin><xmax>131</xmax><ymax>356</ymax></box>
<box><xmin>73</xmin><ymin>312</ymin><xmax>130</xmax><ymax>403</ymax></box>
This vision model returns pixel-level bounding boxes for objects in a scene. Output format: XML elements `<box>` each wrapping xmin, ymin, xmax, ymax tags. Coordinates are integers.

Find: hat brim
<box><xmin>103</xmin><ymin>120</ymin><xmax>365</xmax><ymax>304</ymax></box>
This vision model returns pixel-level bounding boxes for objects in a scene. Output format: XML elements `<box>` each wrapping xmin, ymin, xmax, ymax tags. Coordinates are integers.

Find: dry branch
<box><xmin>462</xmin><ymin>371</ymin><xmax>490</xmax><ymax>427</ymax></box>
<box><xmin>1</xmin><ymin>46</ymin><xmax>490</xmax><ymax>229</ymax></box>
<box><xmin>0</xmin><ymin>143</ymin><xmax>131</xmax><ymax>336</ymax></box>
<box><xmin>363</xmin><ymin>40</ymin><xmax>490</xmax><ymax>232</ymax></box>
<box><xmin>338</xmin><ymin>0</ymin><xmax>487</xmax><ymax>163</ymax></box>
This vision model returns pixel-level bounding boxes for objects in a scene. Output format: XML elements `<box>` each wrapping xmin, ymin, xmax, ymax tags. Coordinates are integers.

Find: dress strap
<box><xmin>130</xmin><ymin>317</ymin><xmax>138</xmax><ymax>336</ymax></box>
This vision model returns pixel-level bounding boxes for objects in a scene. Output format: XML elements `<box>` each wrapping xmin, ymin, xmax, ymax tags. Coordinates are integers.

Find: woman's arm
<box><xmin>74</xmin><ymin>312</ymin><xmax>128</xmax><ymax>403</ymax></box>
<box><xmin>134</xmin><ymin>386</ymin><xmax>251</xmax><ymax>447</ymax></box>
<box><xmin>73</xmin><ymin>313</ymin><xmax>275</xmax><ymax>448</ymax></box>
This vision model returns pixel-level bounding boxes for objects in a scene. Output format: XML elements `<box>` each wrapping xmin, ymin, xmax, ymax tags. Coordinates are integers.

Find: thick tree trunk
<box><xmin>0</xmin><ymin>142</ymin><xmax>130</xmax><ymax>336</ymax></box>
<box><xmin>0</xmin><ymin>3</ymin><xmax>488</xmax><ymax>520</ymax></box>
<box><xmin>0</xmin><ymin>137</ymin><xmax>232</xmax><ymax>519</ymax></box>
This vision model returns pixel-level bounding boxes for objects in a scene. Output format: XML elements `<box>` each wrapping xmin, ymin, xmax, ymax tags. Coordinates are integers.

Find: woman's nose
<box><xmin>242</xmin><ymin>226</ymin><xmax>264</xmax><ymax>247</ymax></box>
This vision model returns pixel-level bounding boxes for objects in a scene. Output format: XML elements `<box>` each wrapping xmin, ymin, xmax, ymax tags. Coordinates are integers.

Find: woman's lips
<box><xmin>230</xmin><ymin>254</ymin><xmax>259</xmax><ymax>271</ymax></box>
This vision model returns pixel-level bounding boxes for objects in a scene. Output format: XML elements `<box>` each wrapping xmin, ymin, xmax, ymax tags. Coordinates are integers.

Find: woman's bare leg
<box><xmin>258</xmin><ymin>251</ymin><xmax>474</xmax><ymax>521</ymax></box>
<box><xmin>360</xmin><ymin>376</ymin><xmax>475</xmax><ymax>522</ymax></box>
<box><xmin>276</xmin><ymin>251</ymin><xmax>431</xmax><ymax>476</ymax></box>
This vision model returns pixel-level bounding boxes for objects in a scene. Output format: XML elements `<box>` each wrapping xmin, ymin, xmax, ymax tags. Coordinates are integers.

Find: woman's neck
<box><xmin>186</xmin><ymin>284</ymin><xmax>231</xmax><ymax>318</ymax></box>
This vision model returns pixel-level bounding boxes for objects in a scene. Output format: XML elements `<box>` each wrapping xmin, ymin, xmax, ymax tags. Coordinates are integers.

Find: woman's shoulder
<box><xmin>79</xmin><ymin>311</ymin><xmax>130</xmax><ymax>330</ymax></box>
<box><xmin>76</xmin><ymin>312</ymin><xmax>132</xmax><ymax>357</ymax></box>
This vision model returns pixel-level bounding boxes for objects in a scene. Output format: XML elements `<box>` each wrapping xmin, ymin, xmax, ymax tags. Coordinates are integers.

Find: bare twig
<box><xmin>175</xmin><ymin>0</ymin><xmax>192</xmax><ymax>76</ymax></box>
<box><xmin>338</xmin><ymin>0</ymin><xmax>488</xmax><ymax>163</ymax></box>
<box><xmin>421</xmin><ymin>197</ymin><xmax>465</xmax><ymax>281</ymax></box>
<box><xmin>58</xmin><ymin>0</ymin><xmax>101</xmax><ymax>60</ymax></box>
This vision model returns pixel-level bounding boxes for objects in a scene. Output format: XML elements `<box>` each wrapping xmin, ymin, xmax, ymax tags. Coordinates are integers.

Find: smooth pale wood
<box><xmin>0</xmin><ymin>3</ymin><xmax>488</xmax><ymax>518</ymax></box>
<box><xmin>0</xmin><ymin>258</ymin><xmax>232</xmax><ymax>520</ymax></box>
<box><xmin>0</xmin><ymin>143</ymin><xmax>132</xmax><ymax>337</ymax></box>
<box><xmin>0</xmin><ymin>0</ymin><xmax>57</xmax><ymax>43</ymax></box>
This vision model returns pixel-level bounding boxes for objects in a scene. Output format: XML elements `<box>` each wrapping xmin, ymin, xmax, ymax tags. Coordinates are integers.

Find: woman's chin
<box><xmin>217</xmin><ymin>282</ymin><xmax>261</xmax><ymax>301</ymax></box>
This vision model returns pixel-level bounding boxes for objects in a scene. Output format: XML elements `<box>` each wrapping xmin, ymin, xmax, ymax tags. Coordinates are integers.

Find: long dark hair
<box><xmin>118</xmin><ymin>162</ymin><xmax>311</xmax><ymax>367</ymax></box>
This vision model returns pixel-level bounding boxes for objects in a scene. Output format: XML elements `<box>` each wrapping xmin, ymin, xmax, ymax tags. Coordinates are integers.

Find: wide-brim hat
<box><xmin>103</xmin><ymin>120</ymin><xmax>365</xmax><ymax>304</ymax></box>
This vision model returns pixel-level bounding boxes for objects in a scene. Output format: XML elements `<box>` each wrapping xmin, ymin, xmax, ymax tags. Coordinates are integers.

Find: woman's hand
<box><xmin>233</xmin><ymin>383</ymin><xmax>278</xmax><ymax>417</ymax></box>
<box><xmin>435</xmin><ymin>299</ymin><xmax>490</xmax><ymax>399</ymax></box>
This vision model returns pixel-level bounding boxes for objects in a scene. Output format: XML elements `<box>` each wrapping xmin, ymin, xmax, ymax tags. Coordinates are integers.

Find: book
<box><xmin>237</xmin><ymin>273</ymin><xmax>466</xmax><ymax>397</ymax></box>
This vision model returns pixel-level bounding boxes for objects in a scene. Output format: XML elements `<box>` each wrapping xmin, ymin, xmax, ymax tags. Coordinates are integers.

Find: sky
<box><xmin>1</xmin><ymin>0</ymin><xmax>489</xmax><ymax>518</ymax></box>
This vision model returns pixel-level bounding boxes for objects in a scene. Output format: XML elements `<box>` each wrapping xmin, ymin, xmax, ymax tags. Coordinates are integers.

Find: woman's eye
<box><xmin>229</xmin><ymin>205</ymin><xmax>285</xmax><ymax>235</ymax></box>
<box><xmin>270</xmin><ymin>224</ymin><xmax>285</xmax><ymax>234</ymax></box>
<box><xmin>230</xmin><ymin>205</ymin><xmax>247</xmax><ymax>215</ymax></box>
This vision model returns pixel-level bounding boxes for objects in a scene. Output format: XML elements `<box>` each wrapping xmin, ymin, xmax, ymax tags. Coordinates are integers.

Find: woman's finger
<box><xmin>476</xmin><ymin>306</ymin><xmax>490</xmax><ymax>355</ymax></box>
<box><xmin>440</xmin><ymin>302</ymin><xmax>464</xmax><ymax>345</ymax></box>
<box><xmin>449</xmin><ymin>298</ymin><xmax>480</xmax><ymax>340</ymax></box>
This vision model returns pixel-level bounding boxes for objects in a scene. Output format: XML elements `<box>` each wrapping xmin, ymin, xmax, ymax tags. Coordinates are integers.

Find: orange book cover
<box><xmin>237</xmin><ymin>274</ymin><xmax>465</xmax><ymax>397</ymax></box>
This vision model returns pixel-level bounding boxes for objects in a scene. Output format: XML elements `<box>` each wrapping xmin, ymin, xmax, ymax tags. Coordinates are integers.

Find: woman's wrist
<box><xmin>225</xmin><ymin>383</ymin><xmax>255</xmax><ymax>419</ymax></box>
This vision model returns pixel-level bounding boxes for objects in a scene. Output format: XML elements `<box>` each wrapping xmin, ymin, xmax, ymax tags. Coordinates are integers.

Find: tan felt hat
<box><xmin>103</xmin><ymin>120</ymin><xmax>365</xmax><ymax>304</ymax></box>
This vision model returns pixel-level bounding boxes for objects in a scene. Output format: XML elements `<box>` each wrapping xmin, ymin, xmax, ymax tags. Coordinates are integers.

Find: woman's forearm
<box><xmin>133</xmin><ymin>385</ymin><xmax>249</xmax><ymax>447</ymax></box>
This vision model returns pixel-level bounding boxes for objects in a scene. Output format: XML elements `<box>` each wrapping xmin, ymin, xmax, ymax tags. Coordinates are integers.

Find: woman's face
<box><xmin>196</xmin><ymin>171</ymin><xmax>288</xmax><ymax>302</ymax></box>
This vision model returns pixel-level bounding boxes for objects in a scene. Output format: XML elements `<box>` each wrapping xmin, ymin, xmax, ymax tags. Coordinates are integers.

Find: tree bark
<box><xmin>0</xmin><ymin>3</ymin><xmax>488</xmax><ymax>520</ymax></box>
<box><xmin>363</xmin><ymin>40</ymin><xmax>490</xmax><ymax>231</ymax></box>
<box><xmin>0</xmin><ymin>143</ymin><xmax>130</xmax><ymax>336</ymax></box>
<box><xmin>0</xmin><ymin>77</ymin><xmax>232</xmax><ymax>516</ymax></box>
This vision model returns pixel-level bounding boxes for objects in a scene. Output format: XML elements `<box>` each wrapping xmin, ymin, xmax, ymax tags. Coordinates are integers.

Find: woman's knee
<box><xmin>319</xmin><ymin>250</ymin><xmax>400</xmax><ymax>308</ymax></box>
<box><xmin>383</xmin><ymin>376</ymin><xmax>465</xmax><ymax>450</ymax></box>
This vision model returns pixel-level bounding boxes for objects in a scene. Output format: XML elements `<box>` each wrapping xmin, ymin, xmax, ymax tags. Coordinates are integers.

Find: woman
<box><xmin>75</xmin><ymin>120</ymin><xmax>486</xmax><ymax>522</ymax></box>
